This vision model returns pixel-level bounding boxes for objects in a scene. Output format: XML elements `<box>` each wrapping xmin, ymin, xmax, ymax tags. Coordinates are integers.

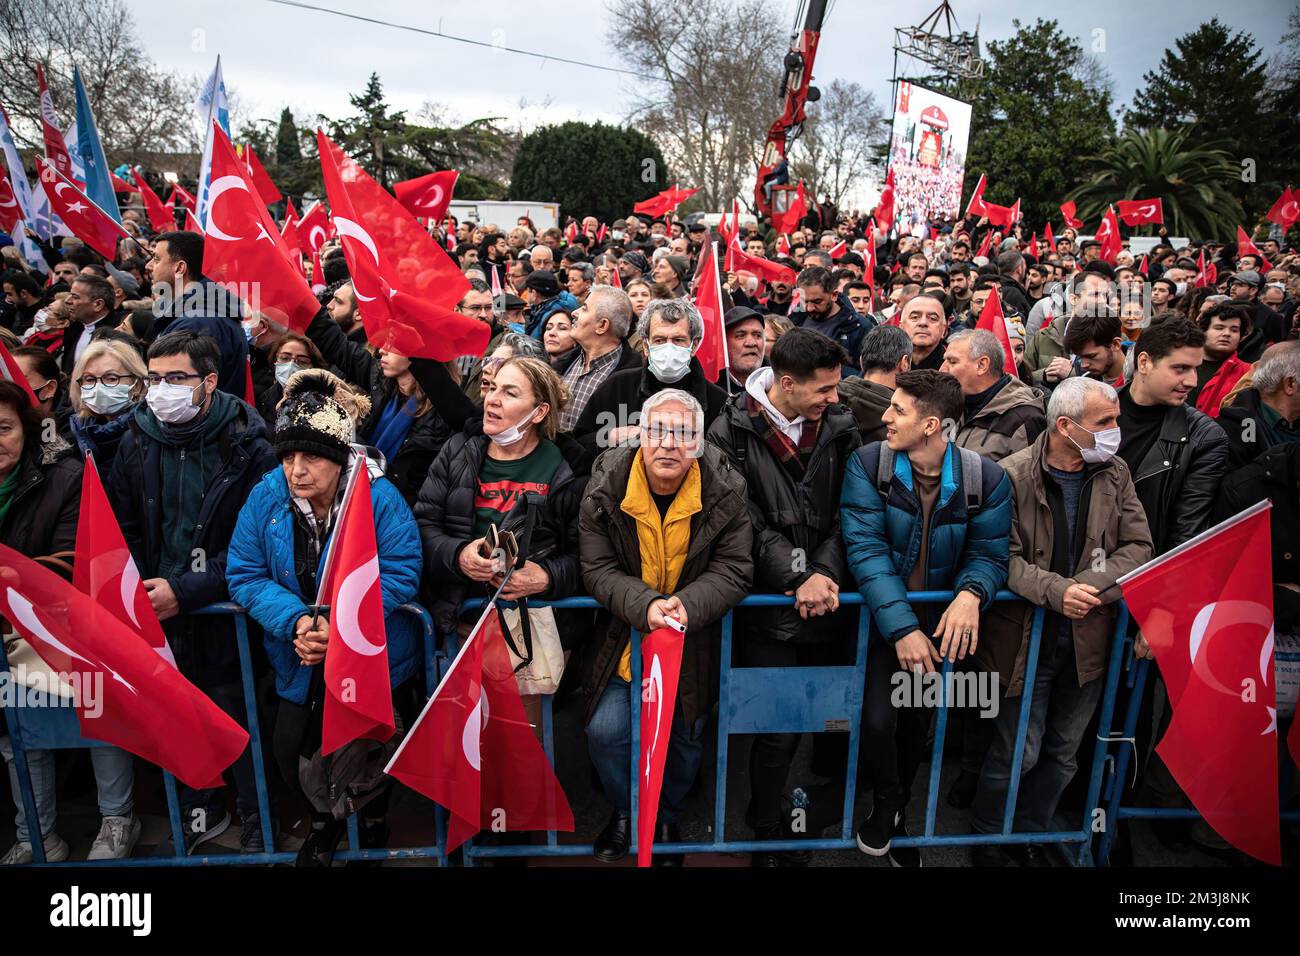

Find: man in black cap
<box><xmin>1079</xmin><ymin>239</ymin><xmax>1102</xmax><ymax>265</ymax></box>
<box><xmin>1227</xmin><ymin>270</ymin><xmax>1286</xmax><ymax>360</ymax></box>
<box><xmin>718</xmin><ymin>306</ymin><xmax>766</xmax><ymax>391</ymax></box>
<box><xmin>522</xmin><ymin>270</ymin><xmax>580</xmax><ymax>339</ymax></box>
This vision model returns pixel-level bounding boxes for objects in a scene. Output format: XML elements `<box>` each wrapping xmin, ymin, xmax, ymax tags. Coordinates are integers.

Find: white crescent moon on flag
<box><xmin>204</xmin><ymin>175</ymin><xmax>249</xmax><ymax>242</ymax></box>
<box><xmin>5</xmin><ymin>587</ymin><xmax>137</xmax><ymax>694</ymax></box>
<box><xmin>645</xmin><ymin>653</ymin><xmax>663</xmax><ymax>784</ymax></box>
<box><xmin>120</xmin><ymin>559</ymin><xmax>142</xmax><ymax>629</ymax></box>
<box><xmin>1283</xmin><ymin>201</ymin><xmax>1299</xmax><ymax>219</ymax></box>
<box><xmin>335</xmin><ymin>554</ymin><xmax>385</xmax><ymax>657</ymax></box>
<box><xmin>462</xmin><ymin>688</ymin><xmax>487</xmax><ymax>771</ymax></box>
<box><xmin>333</xmin><ymin>216</ymin><xmax>384</xmax><ymax>302</ymax></box>
<box><xmin>0</xmin><ymin>183</ymin><xmax>16</xmax><ymax>210</ymax></box>
<box><xmin>308</xmin><ymin>224</ymin><xmax>326</xmax><ymax>250</ymax></box>
<box><xmin>52</xmin><ymin>179</ymin><xmax>73</xmax><ymax>198</ymax></box>
<box><xmin>419</xmin><ymin>183</ymin><xmax>444</xmax><ymax>209</ymax></box>
<box><xmin>1188</xmin><ymin>600</ymin><xmax>1274</xmax><ymax>699</ymax></box>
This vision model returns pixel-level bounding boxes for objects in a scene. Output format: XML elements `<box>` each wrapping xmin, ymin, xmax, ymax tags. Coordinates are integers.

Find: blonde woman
<box><xmin>68</xmin><ymin>339</ymin><xmax>149</xmax><ymax>471</ymax></box>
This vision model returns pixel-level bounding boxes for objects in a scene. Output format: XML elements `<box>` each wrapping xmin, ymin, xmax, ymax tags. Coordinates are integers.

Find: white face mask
<box><xmin>83</xmin><ymin>382</ymin><xmax>134</xmax><ymax>416</ymax></box>
<box><xmin>31</xmin><ymin>309</ymin><xmax>50</xmax><ymax>333</ymax></box>
<box><xmin>648</xmin><ymin>342</ymin><xmax>692</xmax><ymax>383</ymax></box>
<box><xmin>275</xmin><ymin>361</ymin><xmax>298</xmax><ymax>388</ymax></box>
<box><xmin>147</xmin><ymin>380</ymin><xmax>203</xmax><ymax>424</ymax></box>
<box><xmin>1067</xmin><ymin>419</ymin><xmax>1121</xmax><ymax>464</ymax></box>
<box><xmin>489</xmin><ymin>405</ymin><xmax>540</xmax><ymax>447</ymax></box>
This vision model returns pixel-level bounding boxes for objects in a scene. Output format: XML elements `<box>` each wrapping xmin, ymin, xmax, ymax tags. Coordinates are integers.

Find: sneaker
<box><xmin>182</xmin><ymin>807</ymin><xmax>231</xmax><ymax>855</ymax></box>
<box><xmin>240</xmin><ymin>813</ymin><xmax>280</xmax><ymax>854</ymax></box>
<box><xmin>886</xmin><ymin>811</ymin><xmax>922</xmax><ymax>868</ymax></box>
<box><xmin>87</xmin><ymin>815</ymin><xmax>141</xmax><ymax>861</ymax></box>
<box><xmin>855</xmin><ymin>802</ymin><xmax>901</xmax><ymax>857</ymax></box>
<box><xmin>2</xmin><ymin>832</ymin><xmax>70</xmax><ymax>864</ymax></box>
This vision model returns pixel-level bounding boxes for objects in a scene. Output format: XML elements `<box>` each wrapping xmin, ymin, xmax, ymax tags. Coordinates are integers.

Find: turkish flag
<box><xmin>775</xmin><ymin>181</ymin><xmax>808</xmax><ymax>237</ymax></box>
<box><xmin>729</xmin><ymin>245</ymin><xmax>797</xmax><ymax>285</ymax></box>
<box><xmin>311</xmin><ymin>250</ymin><xmax>325</xmax><ymax>293</ymax></box>
<box><xmin>1117</xmin><ymin>197</ymin><xmax>1163</xmax><ymax>226</ymax></box>
<box><xmin>169</xmin><ymin>182</ymin><xmax>197</xmax><ymax>212</ymax></box>
<box><xmin>965</xmin><ymin>172</ymin><xmax>987</xmax><ymax>219</ymax></box>
<box><xmin>75</xmin><ymin>455</ymin><xmax>175</xmax><ymax>667</ymax></box>
<box><xmin>1194</xmin><ymin>248</ymin><xmax>1217</xmax><ymax>289</ymax></box>
<box><xmin>385</xmin><ymin>603</ymin><xmax>485</xmax><ymax>853</ymax></box>
<box><xmin>982</xmin><ymin>199</ymin><xmax>1016</xmax><ymax>230</ymax></box>
<box><xmin>35</xmin><ymin>65</ymin><xmax>73</xmax><ymax>182</ymax></box>
<box><xmin>317</xmin><ymin>130</ymin><xmax>485</xmax><ymax>360</ymax></box>
<box><xmin>476</xmin><ymin>611</ymin><xmax>574</xmax><ymax>842</ymax></box>
<box><xmin>1236</xmin><ymin>226</ymin><xmax>1273</xmax><ymax>272</ymax></box>
<box><xmin>862</xmin><ymin>222</ymin><xmax>877</xmax><ymax>291</ymax></box>
<box><xmin>200</xmin><ymin>124</ymin><xmax>320</xmax><ymax>333</ymax></box>
<box><xmin>1060</xmin><ymin>200</ymin><xmax>1084</xmax><ymax>229</ymax></box>
<box><xmin>183</xmin><ymin>205</ymin><xmax>204</xmax><ymax>235</ymax></box>
<box><xmin>0</xmin><ymin>339</ymin><xmax>40</xmax><ymax>407</ymax></box>
<box><xmin>693</xmin><ymin>240</ymin><xmax>727</xmax><ymax>383</ymax></box>
<box><xmin>1119</xmin><ymin>501</ymin><xmax>1281</xmax><ymax>865</ymax></box>
<box><xmin>875</xmin><ymin>168</ymin><xmax>896</xmax><ymax>236</ymax></box>
<box><xmin>610</xmin><ymin>265</ymin><xmax>622</xmax><ymax>289</ymax></box>
<box><xmin>318</xmin><ymin>460</ymin><xmax>394</xmax><ymax>755</ymax></box>
<box><xmin>241</xmin><ymin>143</ymin><xmax>282</xmax><ymax>204</ymax></box>
<box><xmin>0</xmin><ymin>543</ymin><xmax>249</xmax><ymax>790</ymax></box>
<box><xmin>633</xmin><ymin>185</ymin><xmax>698</xmax><ymax>218</ymax></box>
<box><xmin>132</xmin><ymin>168</ymin><xmax>175</xmax><ymax>234</ymax></box>
<box><xmin>1044</xmin><ymin>222</ymin><xmax>1057</xmax><ymax>253</ymax></box>
<box><xmin>1096</xmin><ymin>206</ymin><xmax>1122</xmax><ymax>265</ymax></box>
<box><xmin>393</xmin><ymin>169</ymin><xmax>458</xmax><ymax>223</ymax></box>
<box><xmin>596</xmin><ymin>222</ymin><xmax>607</xmax><ymax>244</ymax></box>
<box><xmin>1265</xmin><ymin>187</ymin><xmax>1299</xmax><ymax>230</ymax></box>
<box><xmin>974</xmin><ymin>285</ymin><xmax>1019</xmax><ymax>376</ymax></box>
<box><xmin>1026</xmin><ymin>232</ymin><xmax>1038</xmax><ymax>261</ymax></box>
<box><xmin>0</xmin><ymin>162</ymin><xmax>23</xmax><ymax>235</ymax></box>
<box><xmin>243</xmin><ymin>357</ymin><xmax>256</xmax><ymax>405</ymax></box>
<box><xmin>638</xmin><ymin>626</ymin><xmax>685</xmax><ymax>866</ymax></box>
<box><xmin>281</xmin><ymin>197</ymin><xmax>303</xmax><ymax>261</ymax></box>
<box><xmin>776</xmin><ymin>234</ymin><xmax>790</xmax><ymax>257</ymax></box>
<box><xmin>975</xmin><ymin>230</ymin><xmax>996</xmax><ymax>260</ymax></box>
<box><xmin>297</xmin><ymin>200</ymin><xmax>332</xmax><ymax>254</ymax></box>
<box><xmin>828</xmin><ymin>238</ymin><xmax>848</xmax><ymax>259</ymax></box>
<box><xmin>1138</xmin><ymin>254</ymin><xmax>1149</xmax><ymax>277</ymax></box>
<box><xmin>36</xmin><ymin>157</ymin><xmax>130</xmax><ymax>260</ymax></box>
<box><xmin>110</xmin><ymin>173</ymin><xmax>138</xmax><ymax>194</ymax></box>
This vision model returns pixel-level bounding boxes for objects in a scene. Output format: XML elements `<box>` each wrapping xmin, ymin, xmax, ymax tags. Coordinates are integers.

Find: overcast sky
<box><xmin>128</xmin><ymin>0</ymin><xmax>1292</xmax><ymax>126</ymax></box>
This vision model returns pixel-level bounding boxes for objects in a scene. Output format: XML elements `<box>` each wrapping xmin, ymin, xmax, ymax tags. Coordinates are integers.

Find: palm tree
<box><xmin>1067</xmin><ymin>127</ymin><xmax>1243</xmax><ymax>239</ymax></box>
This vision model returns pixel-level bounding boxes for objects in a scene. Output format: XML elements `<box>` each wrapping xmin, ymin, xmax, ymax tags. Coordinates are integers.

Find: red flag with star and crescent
<box><xmin>36</xmin><ymin>157</ymin><xmax>130</xmax><ymax>260</ymax></box>
<box><xmin>1265</xmin><ymin>187</ymin><xmax>1298</xmax><ymax>230</ymax></box>
<box><xmin>317</xmin><ymin>129</ymin><xmax>485</xmax><ymax>361</ymax></box>
<box><xmin>1236</xmin><ymin>226</ymin><xmax>1274</xmax><ymax>272</ymax></box>
<box><xmin>1060</xmin><ymin>200</ymin><xmax>1085</xmax><ymax>230</ymax></box>
<box><xmin>638</xmin><ymin>626</ymin><xmax>685</xmax><ymax>866</ymax></box>
<box><xmin>131</xmin><ymin>168</ymin><xmax>175</xmax><ymax>234</ymax></box>
<box><xmin>0</xmin><ymin>543</ymin><xmax>249</xmax><ymax>790</ymax></box>
<box><xmin>199</xmin><ymin>123</ymin><xmax>320</xmax><ymax>333</ymax></box>
<box><xmin>1118</xmin><ymin>501</ymin><xmax>1281</xmax><ymax>865</ymax></box>
<box><xmin>393</xmin><ymin>169</ymin><xmax>458</xmax><ymax>223</ymax></box>
<box><xmin>974</xmin><ymin>285</ymin><xmax>1019</xmax><ymax>376</ymax></box>
<box><xmin>297</xmin><ymin>199</ymin><xmax>332</xmax><ymax>254</ymax></box>
<box><xmin>1116</xmin><ymin>197</ymin><xmax>1163</xmax><ymax>226</ymax></box>
<box><xmin>317</xmin><ymin>457</ymin><xmax>394</xmax><ymax>756</ymax></box>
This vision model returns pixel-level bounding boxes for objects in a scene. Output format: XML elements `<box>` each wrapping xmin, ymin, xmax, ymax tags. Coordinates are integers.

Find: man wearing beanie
<box><xmin>522</xmin><ymin>270</ymin><xmax>580</xmax><ymax>339</ymax></box>
<box><xmin>227</xmin><ymin>368</ymin><xmax>422</xmax><ymax>866</ymax></box>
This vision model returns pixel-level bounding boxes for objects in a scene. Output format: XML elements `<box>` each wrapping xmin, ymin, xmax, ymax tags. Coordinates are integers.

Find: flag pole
<box><xmin>1096</xmin><ymin>499</ymin><xmax>1273</xmax><ymax>599</ymax></box>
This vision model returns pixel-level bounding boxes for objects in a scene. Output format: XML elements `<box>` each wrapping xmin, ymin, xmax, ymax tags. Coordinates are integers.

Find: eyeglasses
<box><xmin>146</xmin><ymin>372</ymin><xmax>203</xmax><ymax>386</ymax></box>
<box><xmin>461</xmin><ymin>304</ymin><xmax>494</xmax><ymax>315</ymax></box>
<box><xmin>642</xmin><ymin>425</ymin><xmax>699</xmax><ymax>445</ymax></box>
<box><xmin>274</xmin><ymin>353</ymin><xmax>314</xmax><ymax>368</ymax></box>
<box><xmin>78</xmin><ymin>373</ymin><xmax>137</xmax><ymax>388</ymax></box>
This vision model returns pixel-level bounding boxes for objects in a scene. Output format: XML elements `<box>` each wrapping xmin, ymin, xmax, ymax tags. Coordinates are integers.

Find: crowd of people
<box><xmin>0</xmin><ymin>195</ymin><xmax>1296</xmax><ymax>868</ymax></box>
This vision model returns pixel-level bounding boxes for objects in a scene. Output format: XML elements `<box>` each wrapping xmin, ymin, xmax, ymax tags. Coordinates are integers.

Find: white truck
<box><xmin>448</xmin><ymin>200</ymin><xmax>559</xmax><ymax>232</ymax></box>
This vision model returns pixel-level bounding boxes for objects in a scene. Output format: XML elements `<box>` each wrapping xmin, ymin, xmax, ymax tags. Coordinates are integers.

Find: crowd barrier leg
<box><xmin>1097</xmin><ymin>653</ymin><xmax>1150</xmax><ymax>866</ymax></box>
<box><xmin>1073</xmin><ymin>605</ymin><xmax>1130</xmax><ymax>866</ymax></box>
<box><xmin>999</xmin><ymin>608</ymin><xmax>1046</xmax><ymax>836</ymax></box>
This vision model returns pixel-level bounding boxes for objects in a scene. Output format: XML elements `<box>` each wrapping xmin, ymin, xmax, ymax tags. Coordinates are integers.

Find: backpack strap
<box><xmin>955</xmin><ymin>446</ymin><xmax>985</xmax><ymax>512</ymax></box>
<box><xmin>874</xmin><ymin>443</ymin><xmax>895</xmax><ymax>497</ymax></box>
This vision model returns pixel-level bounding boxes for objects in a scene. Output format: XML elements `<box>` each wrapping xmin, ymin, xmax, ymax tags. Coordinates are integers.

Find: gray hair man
<box><xmin>556</xmin><ymin>285</ymin><xmax>638</xmax><ymax>432</ymax></box>
<box><xmin>943</xmin><ymin>328</ymin><xmax>1047</xmax><ymax>461</ymax></box>
<box><xmin>1217</xmin><ymin>340</ymin><xmax>1300</xmax><ymax>469</ymax></box>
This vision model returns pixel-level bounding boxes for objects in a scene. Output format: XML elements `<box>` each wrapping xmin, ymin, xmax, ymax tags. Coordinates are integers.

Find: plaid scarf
<box><xmin>746</xmin><ymin>393</ymin><xmax>819</xmax><ymax>482</ymax></box>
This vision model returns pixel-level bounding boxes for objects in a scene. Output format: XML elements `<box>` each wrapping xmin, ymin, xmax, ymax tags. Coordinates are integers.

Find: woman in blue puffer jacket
<box><xmin>226</xmin><ymin>369</ymin><xmax>421</xmax><ymax>866</ymax></box>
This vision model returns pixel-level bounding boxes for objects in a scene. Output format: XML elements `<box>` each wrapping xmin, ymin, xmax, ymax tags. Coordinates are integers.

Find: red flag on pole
<box><xmin>609</xmin><ymin>264</ymin><xmax>622</xmax><ymax>289</ymax></box>
<box><xmin>638</xmin><ymin>627</ymin><xmax>685</xmax><ymax>867</ymax></box>
<box><xmin>281</xmin><ymin>198</ymin><xmax>303</xmax><ymax>261</ymax></box>
<box><xmin>297</xmin><ymin>200</ymin><xmax>332</xmax><ymax>254</ymax></box>
<box><xmin>1265</xmin><ymin>186</ymin><xmax>1299</xmax><ymax>230</ymax></box>
<box><xmin>1138</xmin><ymin>254</ymin><xmax>1149</xmax><ymax>277</ymax></box>
<box><xmin>776</xmin><ymin>234</ymin><xmax>790</xmax><ymax>257</ymax></box>
<box><xmin>200</xmin><ymin>124</ymin><xmax>320</xmax><ymax>334</ymax></box>
<box><xmin>693</xmin><ymin>240</ymin><xmax>727</xmax><ymax>382</ymax></box>
<box><xmin>1194</xmin><ymin>248</ymin><xmax>1217</xmax><ymax>289</ymax></box>
<box><xmin>243</xmin><ymin>357</ymin><xmax>256</xmax><ymax>405</ymax></box>
<box><xmin>75</xmin><ymin>455</ymin><xmax>176</xmax><ymax>667</ymax></box>
<box><xmin>132</xmin><ymin>168</ymin><xmax>174</xmax><ymax>234</ymax></box>
<box><xmin>729</xmin><ymin>246</ymin><xmax>797</xmax><ymax>285</ymax></box>
<box><xmin>169</xmin><ymin>182</ymin><xmax>197</xmax><ymax>212</ymax></box>
<box><xmin>828</xmin><ymin>238</ymin><xmax>848</xmax><ymax>259</ymax></box>
<box><xmin>1116</xmin><ymin>197</ymin><xmax>1164</xmax><ymax>226</ymax></box>
<box><xmin>310</xmin><ymin>250</ymin><xmax>325</xmax><ymax>294</ymax></box>
<box><xmin>974</xmin><ymin>286</ymin><xmax>1019</xmax><ymax>376</ymax></box>
<box><xmin>0</xmin><ymin>543</ymin><xmax>250</xmax><ymax>789</ymax></box>
<box><xmin>385</xmin><ymin>603</ymin><xmax>486</xmax><ymax>852</ymax></box>
<box><xmin>982</xmin><ymin>199</ymin><xmax>1016</xmax><ymax>230</ymax></box>
<box><xmin>974</xmin><ymin>230</ymin><xmax>996</xmax><ymax>260</ymax></box>
<box><xmin>1026</xmin><ymin>232</ymin><xmax>1038</xmax><ymax>260</ymax></box>
<box><xmin>1096</xmin><ymin>206</ymin><xmax>1122</xmax><ymax>265</ymax></box>
<box><xmin>1059</xmin><ymin>200</ymin><xmax>1084</xmax><ymax>230</ymax></box>
<box><xmin>36</xmin><ymin>157</ymin><xmax>131</xmax><ymax>260</ymax></box>
<box><xmin>1044</xmin><ymin>222</ymin><xmax>1057</xmax><ymax>253</ymax></box>
<box><xmin>35</xmin><ymin>65</ymin><xmax>73</xmax><ymax>181</ymax></box>
<box><xmin>317</xmin><ymin>130</ymin><xmax>484</xmax><ymax>360</ymax></box>
<box><xmin>1118</xmin><ymin>501</ymin><xmax>1281</xmax><ymax>865</ymax></box>
<box><xmin>0</xmin><ymin>162</ymin><xmax>24</xmax><ymax>236</ymax></box>
<box><xmin>317</xmin><ymin>460</ymin><xmax>395</xmax><ymax>755</ymax></box>
<box><xmin>874</xmin><ymin>168</ymin><xmax>896</xmax><ymax>236</ymax></box>
<box><xmin>0</xmin><ymin>338</ymin><xmax>40</xmax><ymax>407</ymax></box>
<box><xmin>1236</xmin><ymin>226</ymin><xmax>1274</xmax><ymax>272</ymax></box>
<box><xmin>392</xmin><ymin>170</ymin><xmax>458</xmax><ymax>223</ymax></box>
<box><xmin>183</xmin><ymin>205</ymin><xmax>204</xmax><ymax>235</ymax></box>
<box><xmin>110</xmin><ymin>173</ymin><xmax>138</xmax><ymax>194</ymax></box>
<box><xmin>774</xmin><ymin>182</ymin><xmax>807</xmax><ymax>236</ymax></box>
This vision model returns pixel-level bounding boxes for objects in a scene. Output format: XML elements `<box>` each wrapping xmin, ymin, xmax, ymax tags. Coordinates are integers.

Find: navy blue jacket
<box><xmin>156</xmin><ymin>278</ymin><xmax>249</xmax><ymax>398</ymax></box>
<box><xmin>841</xmin><ymin>441</ymin><xmax>1011</xmax><ymax>643</ymax></box>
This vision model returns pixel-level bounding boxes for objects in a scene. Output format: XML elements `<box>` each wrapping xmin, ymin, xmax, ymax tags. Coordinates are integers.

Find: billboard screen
<box><xmin>886</xmin><ymin>81</ymin><xmax>974</xmax><ymax>231</ymax></box>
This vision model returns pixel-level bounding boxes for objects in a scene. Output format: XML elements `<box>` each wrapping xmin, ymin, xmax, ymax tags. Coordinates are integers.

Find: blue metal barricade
<box><xmin>0</xmin><ymin>602</ymin><xmax>443</xmax><ymax>866</ymax></box>
<box><xmin>459</xmin><ymin>591</ymin><xmax>1132</xmax><ymax>865</ymax></box>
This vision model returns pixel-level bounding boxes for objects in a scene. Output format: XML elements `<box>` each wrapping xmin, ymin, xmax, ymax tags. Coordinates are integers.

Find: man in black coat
<box><xmin>107</xmin><ymin>331</ymin><xmax>277</xmax><ymax>854</ymax></box>
<box><xmin>572</xmin><ymin>298</ymin><xmax>726</xmax><ymax>471</ymax></box>
<box><xmin>706</xmin><ymin>329</ymin><xmax>861</xmax><ymax>865</ymax></box>
<box><xmin>1217</xmin><ymin>341</ymin><xmax>1300</xmax><ymax>469</ymax></box>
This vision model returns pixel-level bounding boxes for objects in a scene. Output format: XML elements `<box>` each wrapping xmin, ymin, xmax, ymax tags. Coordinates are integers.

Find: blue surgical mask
<box><xmin>275</xmin><ymin>361</ymin><xmax>298</xmax><ymax>388</ymax></box>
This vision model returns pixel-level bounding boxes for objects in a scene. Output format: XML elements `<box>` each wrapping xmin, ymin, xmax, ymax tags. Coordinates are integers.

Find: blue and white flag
<box><xmin>194</xmin><ymin>56</ymin><xmax>230</xmax><ymax>228</ymax></box>
<box><xmin>0</xmin><ymin>102</ymin><xmax>49</xmax><ymax>271</ymax></box>
<box><xmin>72</xmin><ymin>67</ymin><xmax>121</xmax><ymax>223</ymax></box>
